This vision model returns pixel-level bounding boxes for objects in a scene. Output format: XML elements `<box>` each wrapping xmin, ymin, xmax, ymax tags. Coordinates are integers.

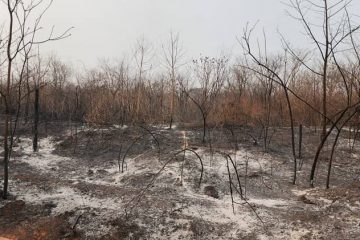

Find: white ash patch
<box><xmin>247</xmin><ymin>198</ymin><xmax>291</xmax><ymax>208</ymax></box>
<box><xmin>287</xmin><ymin>228</ymin><xmax>317</xmax><ymax>240</ymax></box>
<box><xmin>344</xmin><ymin>201</ymin><xmax>360</xmax><ymax>212</ymax></box>
<box><xmin>291</xmin><ymin>188</ymin><xmax>314</xmax><ymax>197</ymax></box>
<box><xmin>14</xmin><ymin>137</ymin><xmax>70</xmax><ymax>172</ymax></box>
<box><xmin>75</xmin><ymin>153</ymin><xmax>157</xmax><ymax>187</ymax></box>
<box><xmin>184</xmin><ymin>199</ymin><xmax>254</xmax><ymax>226</ymax></box>
<box><xmin>11</xmin><ymin>184</ymin><xmax>122</xmax><ymax>214</ymax></box>
<box><xmin>336</xmin><ymin>137</ymin><xmax>356</xmax><ymax>150</ymax></box>
<box><xmin>150</xmin><ymin>124</ymin><xmax>175</xmax><ymax>130</ymax></box>
<box><xmin>197</xmin><ymin>147</ymin><xmax>276</xmax><ymax>175</ymax></box>
<box><xmin>9</xmin><ymin>180</ymin><xmax>122</xmax><ymax>238</ymax></box>
<box><xmin>113</xmin><ymin>124</ymin><xmax>128</xmax><ymax>129</ymax></box>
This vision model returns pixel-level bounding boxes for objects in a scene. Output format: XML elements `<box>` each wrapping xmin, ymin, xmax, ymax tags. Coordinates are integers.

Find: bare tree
<box><xmin>100</xmin><ymin>59</ymin><xmax>129</xmax><ymax>124</ymax></box>
<box><xmin>240</xmin><ymin>0</ymin><xmax>360</xmax><ymax>187</ymax></box>
<box><xmin>1</xmin><ymin>0</ymin><xmax>71</xmax><ymax>199</ymax></box>
<box><xmin>47</xmin><ymin>57</ymin><xmax>72</xmax><ymax>121</ymax></box>
<box><xmin>240</xmin><ymin>28</ymin><xmax>302</xmax><ymax>184</ymax></box>
<box><xmin>32</xmin><ymin>54</ymin><xmax>51</xmax><ymax>152</ymax></box>
<box><xmin>181</xmin><ymin>56</ymin><xmax>228</xmax><ymax>143</ymax></box>
<box><xmin>133</xmin><ymin>37</ymin><xmax>153</xmax><ymax>122</ymax></box>
<box><xmin>227</xmin><ymin>64</ymin><xmax>249</xmax><ymax>124</ymax></box>
<box><xmin>162</xmin><ymin>32</ymin><xmax>185</xmax><ymax>129</ymax></box>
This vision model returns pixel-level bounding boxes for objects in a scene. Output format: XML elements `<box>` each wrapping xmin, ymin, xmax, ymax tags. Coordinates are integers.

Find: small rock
<box><xmin>87</xmin><ymin>169</ymin><xmax>94</xmax><ymax>176</ymax></box>
<box><xmin>204</xmin><ymin>185</ymin><xmax>219</xmax><ymax>199</ymax></box>
<box><xmin>43</xmin><ymin>201</ymin><xmax>58</xmax><ymax>214</ymax></box>
<box><xmin>298</xmin><ymin>195</ymin><xmax>316</xmax><ymax>205</ymax></box>
<box><xmin>44</xmin><ymin>201</ymin><xmax>57</xmax><ymax>210</ymax></box>
<box><xmin>97</xmin><ymin>169</ymin><xmax>108</xmax><ymax>175</ymax></box>
<box><xmin>334</xmin><ymin>222</ymin><xmax>342</xmax><ymax>229</ymax></box>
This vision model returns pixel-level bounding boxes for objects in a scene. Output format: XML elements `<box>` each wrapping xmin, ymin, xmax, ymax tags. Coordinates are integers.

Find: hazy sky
<box><xmin>2</xmin><ymin>0</ymin><xmax>360</xmax><ymax>68</ymax></box>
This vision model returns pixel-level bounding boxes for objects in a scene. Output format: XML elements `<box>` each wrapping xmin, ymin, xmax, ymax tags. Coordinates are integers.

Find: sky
<box><xmin>1</xmin><ymin>0</ymin><xmax>360</xmax><ymax>68</ymax></box>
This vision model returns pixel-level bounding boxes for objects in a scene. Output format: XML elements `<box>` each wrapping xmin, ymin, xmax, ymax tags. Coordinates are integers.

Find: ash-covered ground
<box><xmin>1</xmin><ymin>123</ymin><xmax>360</xmax><ymax>239</ymax></box>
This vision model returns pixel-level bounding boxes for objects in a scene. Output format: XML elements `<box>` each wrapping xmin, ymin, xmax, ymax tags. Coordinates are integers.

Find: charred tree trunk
<box><xmin>169</xmin><ymin>83</ymin><xmax>175</xmax><ymax>129</ymax></box>
<box><xmin>326</xmin><ymin>130</ymin><xmax>340</xmax><ymax>189</ymax></box>
<box><xmin>310</xmin><ymin>108</ymin><xmax>348</xmax><ymax>187</ymax></box>
<box><xmin>326</xmin><ymin>111</ymin><xmax>357</xmax><ymax>189</ymax></box>
<box><xmin>24</xmin><ymin>63</ymin><xmax>31</xmax><ymax>123</ymax></box>
<box><xmin>201</xmin><ymin>110</ymin><xmax>207</xmax><ymax>143</ymax></box>
<box><xmin>299</xmin><ymin>124</ymin><xmax>303</xmax><ymax>159</ymax></box>
<box><xmin>284</xmin><ymin>89</ymin><xmax>297</xmax><ymax>185</ymax></box>
<box><xmin>3</xmin><ymin>109</ymin><xmax>10</xmax><ymax>199</ymax></box>
<box><xmin>33</xmin><ymin>87</ymin><xmax>40</xmax><ymax>152</ymax></box>
<box><xmin>2</xmin><ymin>1</ymin><xmax>14</xmax><ymax>199</ymax></box>
<box><xmin>321</xmin><ymin>0</ymin><xmax>329</xmax><ymax>141</ymax></box>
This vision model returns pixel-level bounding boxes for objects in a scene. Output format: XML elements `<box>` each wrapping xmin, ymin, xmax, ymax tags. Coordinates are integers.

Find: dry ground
<box><xmin>0</xmin><ymin>123</ymin><xmax>360</xmax><ymax>239</ymax></box>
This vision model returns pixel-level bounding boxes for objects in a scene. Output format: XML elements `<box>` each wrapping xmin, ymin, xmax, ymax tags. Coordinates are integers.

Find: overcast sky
<box><xmin>2</xmin><ymin>0</ymin><xmax>360</xmax><ymax>68</ymax></box>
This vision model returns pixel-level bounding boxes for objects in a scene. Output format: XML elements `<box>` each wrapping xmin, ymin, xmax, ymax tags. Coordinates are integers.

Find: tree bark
<box><xmin>2</xmin><ymin>0</ymin><xmax>14</xmax><ymax>199</ymax></box>
<box><xmin>33</xmin><ymin>87</ymin><xmax>40</xmax><ymax>152</ymax></box>
<box><xmin>310</xmin><ymin>108</ymin><xmax>348</xmax><ymax>187</ymax></box>
<box><xmin>202</xmin><ymin>111</ymin><xmax>207</xmax><ymax>143</ymax></box>
<box><xmin>284</xmin><ymin>89</ymin><xmax>297</xmax><ymax>185</ymax></box>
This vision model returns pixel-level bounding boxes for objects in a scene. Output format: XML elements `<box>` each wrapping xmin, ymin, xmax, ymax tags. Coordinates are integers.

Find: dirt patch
<box><xmin>0</xmin><ymin>201</ymin><xmax>76</xmax><ymax>240</ymax></box>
